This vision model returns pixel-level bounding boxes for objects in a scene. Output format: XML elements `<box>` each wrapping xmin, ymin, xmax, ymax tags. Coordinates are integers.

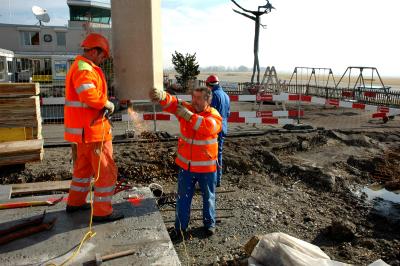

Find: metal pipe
<box><xmin>152</xmin><ymin>103</ymin><xmax>157</xmax><ymax>132</ymax></box>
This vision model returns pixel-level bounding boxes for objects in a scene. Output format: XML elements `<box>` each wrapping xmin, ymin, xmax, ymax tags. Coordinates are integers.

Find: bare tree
<box><xmin>231</xmin><ymin>0</ymin><xmax>274</xmax><ymax>84</ymax></box>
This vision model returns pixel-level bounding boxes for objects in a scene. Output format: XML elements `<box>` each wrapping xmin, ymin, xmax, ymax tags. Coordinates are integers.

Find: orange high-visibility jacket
<box><xmin>160</xmin><ymin>93</ymin><xmax>222</xmax><ymax>173</ymax></box>
<box><xmin>64</xmin><ymin>55</ymin><xmax>111</xmax><ymax>143</ymax></box>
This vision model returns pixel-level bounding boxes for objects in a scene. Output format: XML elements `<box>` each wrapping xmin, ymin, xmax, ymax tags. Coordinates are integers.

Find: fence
<box><xmin>228</xmin><ymin>83</ymin><xmax>400</xmax><ymax>108</ymax></box>
<box><xmin>3</xmin><ymin>76</ymin><xmax>400</xmax><ymax>127</ymax></box>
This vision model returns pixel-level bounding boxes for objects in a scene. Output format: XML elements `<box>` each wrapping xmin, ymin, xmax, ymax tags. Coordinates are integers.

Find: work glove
<box><xmin>104</xmin><ymin>100</ymin><xmax>115</xmax><ymax>114</ymax></box>
<box><xmin>149</xmin><ymin>87</ymin><xmax>166</xmax><ymax>102</ymax></box>
<box><xmin>176</xmin><ymin>104</ymin><xmax>193</xmax><ymax>122</ymax></box>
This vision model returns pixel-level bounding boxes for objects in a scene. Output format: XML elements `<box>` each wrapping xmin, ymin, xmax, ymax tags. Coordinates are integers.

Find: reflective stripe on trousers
<box><xmin>94</xmin><ymin>195</ymin><xmax>113</xmax><ymax>202</ymax></box>
<box><xmin>94</xmin><ymin>185</ymin><xmax>115</xmax><ymax>193</ymax></box>
<box><xmin>72</xmin><ymin>175</ymin><xmax>92</xmax><ymax>184</ymax></box>
<box><xmin>70</xmin><ymin>185</ymin><xmax>90</xmax><ymax>192</ymax></box>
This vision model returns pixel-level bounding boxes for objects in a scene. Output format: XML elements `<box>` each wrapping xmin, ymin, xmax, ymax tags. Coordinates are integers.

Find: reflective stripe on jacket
<box><xmin>160</xmin><ymin>93</ymin><xmax>222</xmax><ymax>173</ymax></box>
<box><xmin>64</xmin><ymin>55</ymin><xmax>111</xmax><ymax>143</ymax></box>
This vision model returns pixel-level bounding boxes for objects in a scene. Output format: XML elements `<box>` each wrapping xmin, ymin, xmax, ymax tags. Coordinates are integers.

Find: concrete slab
<box><xmin>0</xmin><ymin>188</ymin><xmax>180</xmax><ymax>266</ymax></box>
<box><xmin>0</xmin><ymin>185</ymin><xmax>11</xmax><ymax>200</ymax></box>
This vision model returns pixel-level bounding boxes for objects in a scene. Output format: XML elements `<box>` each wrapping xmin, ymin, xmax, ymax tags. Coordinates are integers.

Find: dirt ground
<box><xmin>1</xmin><ymin>126</ymin><xmax>400</xmax><ymax>265</ymax></box>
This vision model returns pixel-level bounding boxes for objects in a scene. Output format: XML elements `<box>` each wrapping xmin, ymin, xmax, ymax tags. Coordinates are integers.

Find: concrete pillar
<box><xmin>111</xmin><ymin>0</ymin><xmax>163</xmax><ymax>100</ymax></box>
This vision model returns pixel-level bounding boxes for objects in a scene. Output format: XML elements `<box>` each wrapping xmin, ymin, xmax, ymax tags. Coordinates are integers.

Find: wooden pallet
<box><xmin>0</xmin><ymin>83</ymin><xmax>43</xmax><ymax>165</ymax></box>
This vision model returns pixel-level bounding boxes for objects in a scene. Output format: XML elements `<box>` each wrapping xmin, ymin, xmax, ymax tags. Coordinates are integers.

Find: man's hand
<box><xmin>105</xmin><ymin>100</ymin><xmax>115</xmax><ymax>114</ymax></box>
<box><xmin>149</xmin><ymin>87</ymin><xmax>166</xmax><ymax>102</ymax></box>
<box><xmin>176</xmin><ymin>105</ymin><xmax>193</xmax><ymax>122</ymax></box>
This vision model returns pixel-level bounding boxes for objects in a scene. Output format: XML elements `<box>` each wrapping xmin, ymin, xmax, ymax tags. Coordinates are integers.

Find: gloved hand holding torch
<box><xmin>149</xmin><ymin>87</ymin><xmax>166</xmax><ymax>102</ymax></box>
<box><xmin>104</xmin><ymin>100</ymin><xmax>115</xmax><ymax>114</ymax></box>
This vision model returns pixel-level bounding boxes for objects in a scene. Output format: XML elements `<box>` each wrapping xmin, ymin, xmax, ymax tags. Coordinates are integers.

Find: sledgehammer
<box><xmin>83</xmin><ymin>249</ymin><xmax>137</xmax><ymax>266</ymax></box>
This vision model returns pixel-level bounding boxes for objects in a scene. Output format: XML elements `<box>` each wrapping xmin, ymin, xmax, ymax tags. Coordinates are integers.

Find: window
<box><xmin>16</xmin><ymin>58</ymin><xmax>32</xmax><ymax>72</ymax></box>
<box><xmin>21</xmin><ymin>31</ymin><xmax>40</xmax><ymax>46</ymax></box>
<box><xmin>56</xmin><ymin>32</ymin><xmax>66</xmax><ymax>46</ymax></box>
<box><xmin>32</xmin><ymin>59</ymin><xmax>41</xmax><ymax>75</ymax></box>
<box><xmin>69</xmin><ymin>6</ymin><xmax>111</xmax><ymax>24</ymax></box>
<box><xmin>7</xmin><ymin>61</ymin><xmax>14</xmax><ymax>73</ymax></box>
<box><xmin>44</xmin><ymin>58</ymin><xmax>52</xmax><ymax>73</ymax></box>
<box><xmin>0</xmin><ymin>60</ymin><xmax>5</xmax><ymax>81</ymax></box>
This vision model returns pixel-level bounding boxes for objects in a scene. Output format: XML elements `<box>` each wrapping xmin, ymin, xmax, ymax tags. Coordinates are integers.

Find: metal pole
<box><xmin>152</xmin><ymin>103</ymin><xmax>157</xmax><ymax>132</ymax></box>
<box><xmin>297</xmin><ymin>86</ymin><xmax>301</xmax><ymax>125</ymax></box>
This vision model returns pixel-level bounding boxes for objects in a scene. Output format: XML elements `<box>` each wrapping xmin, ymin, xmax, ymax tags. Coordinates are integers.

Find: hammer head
<box><xmin>95</xmin><ymin>253</ymin><xmax>102</xmax><ymax>265</ymax></box>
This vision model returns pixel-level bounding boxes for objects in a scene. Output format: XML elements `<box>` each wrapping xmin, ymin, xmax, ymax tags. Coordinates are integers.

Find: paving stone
<box><xmin>0</xmin><ymin>187</ymin><xmax>180</xmax><ymax>266</ymax></box>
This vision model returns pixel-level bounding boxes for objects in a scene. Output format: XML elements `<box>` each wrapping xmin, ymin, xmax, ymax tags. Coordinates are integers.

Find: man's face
<box><xmin>91</xmin><ymin>49</ymin><xmax>107</xmax><ymax>65</ymax></box>
<box><xmin>191</xmin><ymin>90</ymin><xmax>208</xmax><ymax>113</ymax></box>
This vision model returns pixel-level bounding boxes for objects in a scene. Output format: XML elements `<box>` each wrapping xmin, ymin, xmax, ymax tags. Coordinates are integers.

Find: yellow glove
<box><xmin>149</xmin><ymin>87</ymin><xmax>166</xmax><ymax>102</ymax></box>
<box><xmin>176</xmin><ymin>104</ymin><xmax>193</xmax><ymax>122</ymax></box>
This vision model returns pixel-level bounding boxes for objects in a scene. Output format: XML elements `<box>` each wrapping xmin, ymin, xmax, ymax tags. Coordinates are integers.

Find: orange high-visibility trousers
<box><xmin>67</xmin><ymin>140</ymin><xmax>117</xmax><ymax>216</ymax></box>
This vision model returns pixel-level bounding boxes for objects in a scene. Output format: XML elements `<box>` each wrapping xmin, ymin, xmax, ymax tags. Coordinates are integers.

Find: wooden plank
<box><xmin>0</xmin><ymin>185</ymin><xmax>12</xmax><ymax>200</ymax></box>
<box><xmin>11</xmin><ymin>180</ymin><xmax>71</xmax><ymax>196</ymax></box>
<box><xmin>0</xmin><ymin>127</ymin><xmax>28</xmax><ymax>142</ymax></box>
<box><xmin>0</xmin><ymin>117</ymin><xmax>39</xmax><ymax>126</ymax></box>
<box><xmin>0</xmin><ymin>83</ymin><xmax>40</xmax><ymax>97</ymax></box>
<box><xmin>0</xmin><ymin>152</ymin><xmax>43</xmax><ymax>166</ymax></box>
<box><xmin>0</xmin><ymin>139</ymin><xmax>43</xmax><ymax>155</ymax></box>
<box><xmin>0</xmin><ymin>123</ymin><xmax>40</xmax><ymax>140</ymax></box>
<box><xmin>0</xmin><ymin>97</ymin><xmax>39</xmax><ymax>115</ymax></box>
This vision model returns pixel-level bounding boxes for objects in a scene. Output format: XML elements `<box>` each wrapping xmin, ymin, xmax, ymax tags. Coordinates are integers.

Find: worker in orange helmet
<box><xmin>149</xmin><ymin>86</ymin><xmax>222</xmax><ymax>239</ymax></box>
<box><xmin>64</xmin><ymin>33</ymin><xmax>124</xmax><ymax>223</ymax></box>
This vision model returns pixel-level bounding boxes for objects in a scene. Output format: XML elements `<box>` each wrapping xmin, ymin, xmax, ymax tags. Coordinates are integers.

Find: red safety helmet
<box><xmin>206</xmin><ymin>75</ymin><xmax>219</xmax><ymax>86</ymax></box>
<box><xmin>81</xmin><ymin>33</ymin><xmax>110</xmax><ymax>58</ymax></box>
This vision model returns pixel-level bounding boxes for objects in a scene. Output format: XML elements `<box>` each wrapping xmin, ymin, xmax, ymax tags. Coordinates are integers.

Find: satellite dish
<box><xmin>32</xmin><ymin>6</ymin><xmax>50</xmax><ymax>25</ymax></box>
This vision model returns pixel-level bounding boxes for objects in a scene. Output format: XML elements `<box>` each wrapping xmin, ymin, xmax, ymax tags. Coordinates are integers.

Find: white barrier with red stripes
<box><xmin>121</xmin><ymin>112</ymin><xmax>295</xmax><ymax>125</ymax></box>
<box><xmin>230</xmin><ymin>93</ymin><xmax>400</xmax><ymax>118</ymax></box>
<box><xmin>41</xmin><ymin>93</ymin><xmax>400</xmax><ymax>119</ymax></box>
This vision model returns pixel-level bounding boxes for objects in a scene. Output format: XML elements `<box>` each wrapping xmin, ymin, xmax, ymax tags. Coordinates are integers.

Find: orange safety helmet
<box><xmin>206</xmin><ymin>74</ymin><xmax>219</xmax><ymax>86</ymax></box>
<box><xmin>81</xmin><ymin>33</ymin><xmax>110</xmax><ymax>58</ymax></box>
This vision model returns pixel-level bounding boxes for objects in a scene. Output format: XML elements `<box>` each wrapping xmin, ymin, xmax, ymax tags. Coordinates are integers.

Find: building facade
<box><xmin>0</xmin><ymin>0</ymin><xmax>111</xmax><ymax>92</ymax></box>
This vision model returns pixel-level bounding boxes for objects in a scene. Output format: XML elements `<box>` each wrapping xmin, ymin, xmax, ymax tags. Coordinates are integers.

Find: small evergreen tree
<box><xmin>171</xmin><ymin>51</ymin><xmax>200</xmax><ymax>92</ymax></box>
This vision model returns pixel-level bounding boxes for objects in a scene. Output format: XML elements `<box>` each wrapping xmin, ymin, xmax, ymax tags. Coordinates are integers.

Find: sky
<box><xmin>0</xmin><ymin>0</ymin><xmax>399</xmax><ymax>77</ymax></box>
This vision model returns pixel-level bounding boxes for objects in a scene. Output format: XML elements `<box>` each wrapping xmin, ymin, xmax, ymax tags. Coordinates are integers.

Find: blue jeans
<box><xmin>217</xmin><ymin>135</ymin><xmax>225</xmax><ymax>186</ymax></box>
<box><xmin>175</xmin><ymin>168</ymin><xmax>217</xmax><ymax>231</ymax></box>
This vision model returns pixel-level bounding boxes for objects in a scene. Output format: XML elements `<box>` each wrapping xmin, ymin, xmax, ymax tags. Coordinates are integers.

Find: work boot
<box><xmin>93</xmin><ymin>210</ymin><xmax>124</xmax><ymax>223</ymax></box>
<box><xmin>204</xmin><ymin>227</ymin><xmax>216</xmax><ymax>237</ymax></box>
<box><xmin>66</xmin><ymin>203</ymin><xmax>91</xmax><ymax>213</ymax></box>
<box><xmin>169</xmin><ymin>228</ymin><xmax>191</xmax><ymax>242</ymax></box>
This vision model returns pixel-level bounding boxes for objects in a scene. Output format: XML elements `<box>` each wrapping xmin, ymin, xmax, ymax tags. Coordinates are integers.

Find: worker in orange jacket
<box><xmin>149</xmin><ymin>86</ymin><xmax>222</xmax><ymax>237</ymax></box>
<box><xmin>64</xmin><ymin>33</ymin><xmax>123</xmax><ymax>223</ymax></box>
